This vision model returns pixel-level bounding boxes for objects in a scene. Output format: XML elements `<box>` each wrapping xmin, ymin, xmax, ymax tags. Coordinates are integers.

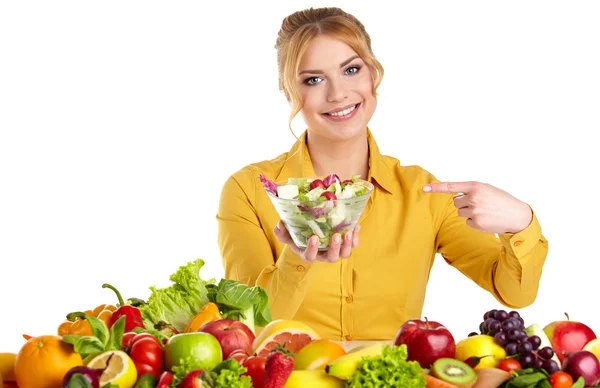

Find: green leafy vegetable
<box><xmin>138</xmin><ymin>259</ymin><xmax>215</xmax><ymax>332</ymax></box>
<box><xmin>347</xmin><ymin>344</ymin><xmax>426</xmax><ymax>387</ymax></box>
<box><xmin>62</xmin><ymin>314</ymin><xmax>126</xmax><ymax>359</ymax></box>
<box><xmin>170</xmin><ymin>358</ymin><xmax>252</xmax><ymax>388</ymax></box>
<box><xmin>500</xmin><ymin>367</ymin><xmax>551</xmax><ymax>388</ymax></box>
<box><xmin>207</xmin><ymin>279</ymin><xmax>272</xmax><ymax>333</ymax></box>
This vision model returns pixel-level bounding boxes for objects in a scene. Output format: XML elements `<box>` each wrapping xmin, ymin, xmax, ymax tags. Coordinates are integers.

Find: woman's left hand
<box><xmin>423</xmin><ymin>181</ymin><xmax>533</xmax><ymax>234</ymax></box>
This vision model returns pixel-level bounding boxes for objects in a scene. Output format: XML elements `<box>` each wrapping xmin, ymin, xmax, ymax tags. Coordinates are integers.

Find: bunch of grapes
<box><xmin>471</xmin><ymin>309</ymin><xmax>560</xmax><ymax>374</ymax></box>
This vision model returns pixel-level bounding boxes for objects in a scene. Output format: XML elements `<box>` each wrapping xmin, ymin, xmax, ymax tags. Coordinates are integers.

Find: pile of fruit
<box><xmin>1</xmin><ymin>259</ymin><xmax>600</xmax><ymax>388</ymax></box>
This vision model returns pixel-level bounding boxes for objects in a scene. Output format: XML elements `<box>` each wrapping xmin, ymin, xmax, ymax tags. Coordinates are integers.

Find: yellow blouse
<box><xmin>216</xmin><ymin>129</ymin><xmax>549</xmax><ymax>341</ymax></box>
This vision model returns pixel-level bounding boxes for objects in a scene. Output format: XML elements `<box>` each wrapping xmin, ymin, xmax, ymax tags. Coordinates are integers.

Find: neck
<box><xmin>306</xmin><ymin>130</ymin><xmax>370</xmax><ymax>180</ymax></box>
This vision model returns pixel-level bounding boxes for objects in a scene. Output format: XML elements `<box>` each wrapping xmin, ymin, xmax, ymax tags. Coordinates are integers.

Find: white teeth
<box><xmin>329</xmin><ymin>104</ymin><xmax>356</xmax><ymax>117</ymax></box>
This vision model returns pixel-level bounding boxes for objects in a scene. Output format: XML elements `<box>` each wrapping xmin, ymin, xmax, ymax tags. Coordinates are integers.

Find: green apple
<box><xmin>164</xmin><ymin>332</ymin><xmax>223</xmax><ymax>371</ymax></box>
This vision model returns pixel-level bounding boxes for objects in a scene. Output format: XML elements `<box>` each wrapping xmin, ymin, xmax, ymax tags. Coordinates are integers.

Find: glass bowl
<box><xmin>265</xmin><ymin>177</ymin><xmax>374</xmax><ymax>251</ymax></box>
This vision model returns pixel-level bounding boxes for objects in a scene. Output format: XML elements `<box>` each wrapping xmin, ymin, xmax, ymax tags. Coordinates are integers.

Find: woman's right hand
<box><xmin>274</xmin><ymin>220</ymin><xmax>360</xmax><ymax>264</ymax></box>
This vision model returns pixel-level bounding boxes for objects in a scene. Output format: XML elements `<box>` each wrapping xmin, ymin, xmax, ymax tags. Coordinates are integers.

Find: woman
<box><xmin>216</xmin><ymin>7</ymin><xmax>548</xmax><ymax>341</ymax></box>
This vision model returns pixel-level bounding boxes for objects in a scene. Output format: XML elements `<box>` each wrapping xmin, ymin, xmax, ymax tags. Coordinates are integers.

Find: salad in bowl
<box><xmin>260</xmin><ymin>173</ymin><xmax>374</xmax><ymax>251</ymax></box>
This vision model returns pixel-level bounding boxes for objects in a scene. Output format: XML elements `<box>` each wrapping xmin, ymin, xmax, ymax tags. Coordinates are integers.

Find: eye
<box><xmin>345</xmin><ymin>65</ymin><xmax>361</xmax><ymax>75</ymax></box>
<box><xmin>304</xmin><ymin>76</ymin><xmax>322</xmax><ymax>86</ymax></box>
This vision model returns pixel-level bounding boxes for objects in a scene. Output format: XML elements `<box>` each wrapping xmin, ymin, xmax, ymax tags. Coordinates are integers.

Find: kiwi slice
<box><xmin>431</xmin><ymin>358</ymin><xmax>477</xmax><ymax>387</ymax></box>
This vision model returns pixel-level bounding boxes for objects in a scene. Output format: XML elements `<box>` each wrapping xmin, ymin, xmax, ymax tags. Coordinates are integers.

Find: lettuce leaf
<box><xmin>348</xmin><ymin>344</ymin><xmax>426</xmax><ymax>387</ymax></box>
<box><xmin>138</xmin><ymin>259</ymin><xmax>214</xmax><ymax>332</ymax></box>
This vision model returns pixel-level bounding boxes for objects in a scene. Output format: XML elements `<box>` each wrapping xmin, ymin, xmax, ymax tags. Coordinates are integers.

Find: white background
<box><xmin>1</xmin><ymin>1</ymin><xmax>599</xmax><ymax>354</ymax></box>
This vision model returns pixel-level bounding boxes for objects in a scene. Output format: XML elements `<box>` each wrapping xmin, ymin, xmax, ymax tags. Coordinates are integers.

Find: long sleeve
<box><xmin>434</xmin><ymin>195</ymin><xmax>549</xmax><ymax>308</ymax></box>
<box><xmin>216</xmin><ymin>171</ymin><xmax>319</xmax><ymax>323</ymax></box>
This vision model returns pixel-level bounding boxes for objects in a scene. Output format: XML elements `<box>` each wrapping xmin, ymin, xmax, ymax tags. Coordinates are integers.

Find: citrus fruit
<box><xmin>0</xmin><ymin>353</ymin><xmax>16</xmax><ymax>381</ymax></box>
<box><xmin>294</xmin><ymin>339</ymin><xmax>346</xmax><ymax>370</ymax></box>
<box><xmin>455</xmin><ymin>334</ymin><xmax>506</xmax><ymax>369</ymax></box>
<box><xmin>583</xmin><ymin>338</ymin><xmax>600</xmax><ymax>360</ymax></box>
<box><xmin>14</xmin><ymin>335</ymin><xmax>83</xmax><ymax>388</ymax></box>
<box><xmin>87</xmin><ymin>350</ymin><xmax>137</xmax><ymax>388</ymax></box>
<box><xmin>252</xmin><ymin>319</ymin><xmax>320</xmax><ymax>357</ymax></box>
<box><xmin>163</xmin><ymin>332</ymin><xmax>223</xmax><ymax>371</ymax></box>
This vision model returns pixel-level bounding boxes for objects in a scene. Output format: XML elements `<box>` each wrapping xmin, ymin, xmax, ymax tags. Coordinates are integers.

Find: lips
<box><xmin>323</xmin><ymin>103</ymin><xmax>361</xmax><ymax>121</ymax></box>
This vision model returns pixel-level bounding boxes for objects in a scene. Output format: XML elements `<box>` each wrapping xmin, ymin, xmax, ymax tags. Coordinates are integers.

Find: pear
<box><xmin>325</xmin><ymin>343</ymin><xmax>387</xmax><ymax>380</ymax></box>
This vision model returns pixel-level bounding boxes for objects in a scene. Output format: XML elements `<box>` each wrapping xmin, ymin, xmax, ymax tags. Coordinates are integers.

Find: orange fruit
<box><xmin>294</xmin><ymin>339</ymin><xmax>346</xmax><ymax>370</ymax></box>
<box><xmin>252</xmin><ymin>319</ymin><xmax>320</xmax><ymax>358</ymax></box>
<box><xmin>14</xmin><ymin>335</ymin><xmax>83</xmax><ymax>388</ymax></box>
<box><xmin>583</xmin><ymin>338</ymin><xmax>600</xmax><ymax>360</ymax></box>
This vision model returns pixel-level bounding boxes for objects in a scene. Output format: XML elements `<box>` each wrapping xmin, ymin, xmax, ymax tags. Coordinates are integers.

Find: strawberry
<box><xmin>263</xmin><ymin>345</ymin><xmax>295</xmax><ymax>388</ymax></box>
<box><xmin>179</xmin><ymin>369</ymin><xmax>207</xmax><ymax>388</ymax></box>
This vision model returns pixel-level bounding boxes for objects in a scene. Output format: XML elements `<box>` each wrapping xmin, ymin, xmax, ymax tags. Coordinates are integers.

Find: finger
<box><xmin>453</xmin><ymin>194</ymin><xmax>470</xmax><ymax>209</ymax></box>
<box><xmin>352</xmin><ymin>224</ymin><xmax>361</xmax><ymax>248</ymax></box>
<box><xmin>339</xmin><ymin>231</ymin><xmax>353</xmax><ymax>258</ymax></box>
<box><xmin>423</xmin><ymin>181</ymin><xmax>476</xmax><ymax>194</ymax></box>
<box><xmin>457</xmin><ymin>207</ymin><xmax>473</xmax><ymax>219</ymax></box>
<box><xmin>274</xmin><ymin>220</ymin><xmax>293</xmax><ymax>244</ymax></box>
<box><xmin>324</xmin><ymin>233</ymin><xmax>342</xmax><ymax>263</ymax></box>
<box><xmin>302</xmin><ymin>236</ymin><xmax>320</xmax><ymax>263</ymax></box>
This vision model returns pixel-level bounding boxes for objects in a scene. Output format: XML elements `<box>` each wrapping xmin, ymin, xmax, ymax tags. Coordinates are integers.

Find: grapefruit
<box><xmin>252</xmin><ymin>319</ymin><xmax>320</xmax><ymax>357</ymax></box>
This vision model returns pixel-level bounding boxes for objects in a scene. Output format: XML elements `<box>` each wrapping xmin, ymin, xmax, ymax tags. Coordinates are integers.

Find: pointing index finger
<box><xmin>423</xmin><ymin>181</ymin><xmax>475</xmax><ymax>194</ymax></box>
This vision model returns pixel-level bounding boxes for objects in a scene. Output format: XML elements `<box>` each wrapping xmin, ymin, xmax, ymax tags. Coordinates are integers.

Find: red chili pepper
<box><xmin>102</xmin><ymin>283</ymin><xmax>145</xmax><ymax>332</ymax></box>
<box><xmin>157</xmin><ymin>371</ymin><xmax>174</xmax><ymax>388</ymax></box>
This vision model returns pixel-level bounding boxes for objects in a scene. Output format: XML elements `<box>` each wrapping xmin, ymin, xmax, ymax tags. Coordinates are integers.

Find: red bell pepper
<box><xmin>102</xmin><ymin>283</ymin><xmax>145</xmax><ymax>332</ymax></box>
<box><xmin>157</xmin><ymin>371</ymin><xmax>173</xmax><ymax>388</ymax></box>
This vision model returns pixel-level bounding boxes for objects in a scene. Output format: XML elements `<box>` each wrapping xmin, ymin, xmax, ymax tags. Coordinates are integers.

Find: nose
<box><xmin>326</xmin><ymin>77</ymin><xmax>348</xmax><ymax>103</ymax></box>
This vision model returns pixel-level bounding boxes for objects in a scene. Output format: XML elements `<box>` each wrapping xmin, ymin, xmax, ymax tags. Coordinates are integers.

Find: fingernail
<box><xmin>355</xmin><ymin>224</ymin><xmax>361</xmax><ymax>233</ymax></box>
<box><xmin>423</xmin><ymin>185</ymin><xmax>431</xmax><ymax>192</ymax></box>
<box><xmin>345</xmin><ymin>232</ymin><xmax>351</xmax><ymax>241</ymax></box>
<box><xmin>333</xmin><ymin>234</ymin><xmax>341</xmax><ymax>244</ymax></box>
<box><xmin>310</xmin><ymin>237</ymin><xmax>317</xmax><ymax>247</ymax></box>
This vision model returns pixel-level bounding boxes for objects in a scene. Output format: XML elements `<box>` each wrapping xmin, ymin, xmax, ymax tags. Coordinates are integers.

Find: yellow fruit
<box><xmin>252</xmin><ymin>319</ymin><xmax>320</xmax><ymax>357</ymax></box>
<box><xmin>455</xmin><ymin>335</ymin><xmax>506</xmax><ymax>369</ymax></box>
<box><xmin>294</xmin><ymin>339</ymin><xmax>347</xmax><ymax>370</ymax></box>
<box><xmin>87</xmin><ymin>350</ymin><xmax>137</xmax><ymax>388</ymax></box>
<box><xmin>583</xmin><ymin>338</ymin><xmax>600</xmax><ymax>360</ymax></box>
<box><xmin>284</xmin><ymin>370</ymin><xmax>346</xmax><ymax>387</ymax></box>
<box><xmin>0</xmin><ymin>353</ymin><xmax>16</xmax><ymax>381</ymax></box>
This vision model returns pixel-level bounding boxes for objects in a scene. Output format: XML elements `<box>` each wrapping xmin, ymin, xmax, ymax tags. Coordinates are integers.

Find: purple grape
<box><xmin>501</xmin><ymin>320</ymin><xmax>515</xmax><ymax>332</ymax></box>
<box><xmin>538</xmin><ymin>346</ymin><xmax>554</xmax><ymax>360</ymax></box>
<box><xmin>526</xmin><ymin>336</ymin><xmax>541</xmax><ymax>350</ymax></box>
<box><xmin>519</xmin><ymin>341</ymin><xmax>533</xmax><ymax>354</ymax></box>
<box><xmin>543</xmin><ymin>359</ymin><xmax>560</xmax><ymax>374</ymax></box>
<box><xmin>505</xmin><ymin>342</ymin><xmax>519</xmax><ymax>356</ymax></box>
<box><xmin>479</xmin><ymin>322</ymin><xmax>486</xmax><ymax>333</ymax></box>
<box><xmin>521</xmin><ymin>354</ymin><xmax>534</xmax><ymax>368</ymax></box>
<box><xmin>517</xmin><ymin>330</ymin><xmax>529</xmax><ymax>341</ymax></box>
<box><xmin>483</xmin><ymin>311</ymin><xmax>490</xmax><ymax>320</ymax></box>
<box><xmin>488</xmin><ymin>309</ymin><xmax>498</xmax><ymax>319</ymax></box>
<box><xmin>496</xmin><ymin>310</ymin><xmax>509</xmax><ymax>321</ymax></box>
<box><xmin>532</xmin><ymin>358</ymin><xmax>544</xmax><ymax>369</ymax></box>
<box><xmin>489</xmin><ymin>320</ymin><xmax>501</xmax><ymax>334</ymax></box>
<box><xmin>517</xmin><ymin>317</ymin><xmax>525</xmax><ymax>327</ymax></box>
<box><xmin>468</xmin><ymin>332</ymin><xmax>479</xmax><ymax>337</ymax></box>
<box><xmin>509</xmin><ymin>310</ymin><xmax>521</xmax><ymax>319</ymax></box>
<box><xmin>495</xmin><ymin>331</ymin><xmax>508</xmax><ymax>346</ymax></box>
<box><xmin>508</xmin><ymin>329</ymin><xmax>521</xmax><ymax>342</ymax></box>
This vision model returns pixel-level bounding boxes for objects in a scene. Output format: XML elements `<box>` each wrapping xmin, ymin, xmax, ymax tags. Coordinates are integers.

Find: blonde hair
<box><xmin>274</xmin><ymin>7</ymin><xmax>385</xmax><ymax>138</ymax></box>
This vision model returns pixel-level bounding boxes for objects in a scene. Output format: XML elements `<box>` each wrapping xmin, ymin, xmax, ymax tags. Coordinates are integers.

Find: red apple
<box><xmin>199</xmin><ymin>319</ymin><xmax>255</xmax><ymax>359</ymax></box>
<box><xmin>544</xmin><ymin>313</ymin><xmax>597</xmax><ymax>363</ymax></box>
<box><xmin>562</xmin><ymin>350</ymin><xmax>600</xmax><ymax>386</ymax></box>
<box><xmin>394</xmin><ymin>317</ymin><xmax>456</xmax><ymax>368</ymax></box>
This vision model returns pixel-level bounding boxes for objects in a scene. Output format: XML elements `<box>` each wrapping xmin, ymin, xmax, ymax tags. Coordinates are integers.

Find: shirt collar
<box><xmin>275</xmin><ymin>128</ymin><xmax>398</xmax><ymax>195</ymax></box>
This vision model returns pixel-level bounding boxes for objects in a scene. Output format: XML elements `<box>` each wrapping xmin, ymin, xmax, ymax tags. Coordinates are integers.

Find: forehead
<box><xmin>299</xmin><ymin>35</ymin><xmax>359</xmax><ymax>71</ymax></box>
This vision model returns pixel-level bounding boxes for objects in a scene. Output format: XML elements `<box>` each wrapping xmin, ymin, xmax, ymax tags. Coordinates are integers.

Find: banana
<box><xmin>325</xmin><ymin>343</ymin><xmax>387</xmax><ymax>380</ymax></box>
<box><xmin>285</xmin><ymin>370</ymin><xmax>345</xmax><ymax>388</ymax></box>
<box><xmin>0</xmin><ymin>353</ymin><xmax>16</xmax><ymax>382</ymax></box>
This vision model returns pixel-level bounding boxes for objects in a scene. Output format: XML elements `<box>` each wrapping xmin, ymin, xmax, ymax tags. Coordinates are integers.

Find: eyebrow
<box><xmin>298</xmin><ymin>55</ymin><xmax>361</xmax><ymax>76</ymax></box>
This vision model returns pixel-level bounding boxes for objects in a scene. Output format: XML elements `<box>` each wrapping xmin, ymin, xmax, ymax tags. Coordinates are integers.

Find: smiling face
<box><xmin>297</xmin><ymin>35</ymin><xmax>377</xmax><ymax>142</ymax></box>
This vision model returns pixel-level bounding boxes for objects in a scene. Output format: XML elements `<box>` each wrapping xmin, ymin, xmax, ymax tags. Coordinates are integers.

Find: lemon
<box><xmin>87</xmin><ymin>350</ymin><xmax>137</xmax><ymax>388</ymax></box>
<box><xmin>455</xmin><ymin>334</ymin><xmax>506</xmax><ymax>369</ymax></box>
<box><xmin>583</xmin><ymin>338</ymin><xmax>600</xmax><ymax>360</ymax></box>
